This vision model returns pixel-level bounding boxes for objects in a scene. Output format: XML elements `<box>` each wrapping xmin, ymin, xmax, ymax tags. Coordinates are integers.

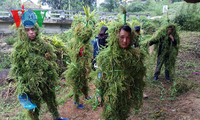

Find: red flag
<box><xmin>11</xmin><ymin>10</ymin><xmax>21</xmax><ymax>27</ymax></box>
<box><xmin>21</xmin><ymin>4</ymin><xmax>25</xmax><ymax>15</ymax></box>
<box><xmin>22</xmin><ymin>4</ymin><xmax>24</xmax><ymax>10</ymax></box>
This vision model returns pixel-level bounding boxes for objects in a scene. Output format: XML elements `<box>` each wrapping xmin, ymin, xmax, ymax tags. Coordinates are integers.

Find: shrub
<box><xmin>4</xmin><ymin>33</ymin><xmax>18</xmax><ymax>45</ymax></box>
<box><xmin>152</xmin><ymin>16</ymin><xmax>168</xmax><ymax>29</ymax></box>
<box><xmin>139</xmin><ymin>16</ymin><xmax>156</xmax><ymax>35</ymax></box>
<box><xmin>41</xmin><ymin>34</ymin><xmax>70</xmax><ymax>76</ymax></box>
<box><xmin>170</xmin><ymin>2</ymin><xmax>200</xmax><ymax>31</ymax></box>
<box><xmin>170</xmin><ymin>79</ymin><xmax>191</xmax><ymax>96</ymax></box>
<box><xmin>127</xmin><ymin>0</ymin><xmax>145</xmax><ymax>12</ymax></box>
<box><xmin>154</xmin><ymin>4</ymin><xmax>163</xmax><ymax>16</ymax></box>
<box><xmin>146</xmin><ymin>0</ymin><xmax>170</xmax><ymax>16</ymax></box>
<box><xmin>142</xmin><ymin>21</ymin><xmax>156</xmax><ymax>35</ymax></box>
<box><xmin>128</xmin><ymin>19</ymin><xmax>141</xmax><ymax>28</ymax></box>
<box><xmin>139</xmin><ymin>16</ymin><xmax>149</xmax><ymax>23</ymax></box>
<box><xmin>0</xmin><ymin>52</ymin><xmax>11</xmax><ymax>69</ymax></box>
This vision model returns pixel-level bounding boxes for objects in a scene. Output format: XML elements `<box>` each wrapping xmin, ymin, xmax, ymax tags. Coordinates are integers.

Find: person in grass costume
<box><xmin>90</xmin><ymin>22</ymin><xmax>146</xmax><ymax>119</ymax></box>
<box><xmin>9</xmin><ymin>23</ymin><xmax>68</xmax><ymax>120</ymax></box>
<box><xmin>64</xmin><ymin>22</ymin><xmax>93</xmax><ymax>108</ymax></box>
<box><xmin>133</xmin><ymin>26</ymin><xmax>141</xmax><ymax>48</ymax></box>
<box><xmin>64</xmin><ymin>6</ymin><xmax>95</xmax><ymax>109</ymax></box>
<box><xmin>148</xmin><ymin>23</ymin><xmax>180</xmax><ymax>81</ymax></box>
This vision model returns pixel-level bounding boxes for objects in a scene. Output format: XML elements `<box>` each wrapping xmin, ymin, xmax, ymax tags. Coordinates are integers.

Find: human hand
<box><xmin>169</xmin><ymin>34</ymin><xmax>174</xmax><ymax>42</ymax></box>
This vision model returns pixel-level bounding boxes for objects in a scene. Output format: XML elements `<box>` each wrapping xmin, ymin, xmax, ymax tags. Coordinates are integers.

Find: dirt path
<box><xmin>172</xmin><ymin>90</ymin><xmax>200</xmax><ymax>119</ymax></box>
<box><xmin>43</xmin><ymin>83</ymin><xmax>103</xmax><ymax>120</ymax></box>
<box><xmin>0</xmin><ymin>69</ymin><xmax>10</xmax><ymax>86</ymax></box>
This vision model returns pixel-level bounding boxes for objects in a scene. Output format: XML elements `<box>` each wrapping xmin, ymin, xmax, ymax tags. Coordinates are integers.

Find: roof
<box><xmin>23</xmin><ymin>0</ymin><xmax>39</xmax><ymax>8</ymax></box>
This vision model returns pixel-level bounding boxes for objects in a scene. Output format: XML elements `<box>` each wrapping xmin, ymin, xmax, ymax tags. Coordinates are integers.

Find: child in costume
<box><xmin>148</xmin><ymin>24</ymin><xmax>180</xmax><ymax>81</ymax></box>
<box><xmin>91</xmin><ymin>23</ymin><xmax>146</xmax><ymax>119</ymax></box>
<box><xmin>9</xmin><ymin>22</ymin><xmax>68</xmax><ymax>120</ymax></box>
<box><xmin>64</xmin><ymin>22</ymin><xmax>93</xmax><ymax>109</ymax></box>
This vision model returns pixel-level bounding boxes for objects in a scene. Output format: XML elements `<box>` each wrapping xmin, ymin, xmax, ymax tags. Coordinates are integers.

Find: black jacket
<box><xmin>149</xmin><ymin>36</ymin><xmax>177</xmax><ymax>56</ymax></box>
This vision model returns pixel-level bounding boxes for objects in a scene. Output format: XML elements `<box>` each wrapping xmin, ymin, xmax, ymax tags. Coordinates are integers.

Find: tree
<box><xmin>39</xmin><ymin>0</ymin><xmax>96</xmax><ymax>10</ymax></box>
<box><xmin>0</xmin><ymin>0</ymin><xmax>6</xmax><ymax>6</ymax></box>
<box><xmin>172</xmin><ymin>2</ymin><xmax>200</xmax><ymax>31</ymax></box>
<box><xmin>127</xmin><ymin>0</ymin><xmax>145</xmax><ymax>12</ymax></box>
<box><xmin>0</xmin><ymin>0</ymin><xmax>21</xmax><ymax>7</ymax></box>
<box><xmin>100</xmin><ymin>0</ymin><xmax>122</xmax><ymax>12</ymax></box>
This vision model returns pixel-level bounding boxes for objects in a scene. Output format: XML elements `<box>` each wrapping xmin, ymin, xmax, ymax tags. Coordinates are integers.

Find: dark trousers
<box><xmin>27</xmin><ymin>88</ymin><xmax>59</xmax><ymax>120</ymax></box>
<box><xmin>154</xmin><ymin>56</ymin><xmax>170</xmax><ymax>78</ymax></box>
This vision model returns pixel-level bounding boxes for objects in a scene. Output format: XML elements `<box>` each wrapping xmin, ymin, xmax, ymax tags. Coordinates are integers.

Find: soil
<box><xmin>43</xmin><ymin>83</ymin><xmax>103</xmax><ymax>120</ymax></box>
<box><xmin>41</xmin><ymin>76</ymin><xmax>200</xmax><ymax>120</ymax></box>
<box><xmin>0</xmin><ymin>69</ymin><xmax>10</xmax><ymax>86</ymax></box>
<box><xmin>131</xmin><ymin>77</ymin><xmax>200</xmax><ymax>120</ymax></box>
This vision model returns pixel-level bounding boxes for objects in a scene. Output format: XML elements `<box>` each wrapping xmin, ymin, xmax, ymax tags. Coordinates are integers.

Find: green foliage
<box><xmin>154</xmin><ymin>4</ymin><xmax>163</xmax><ymax>16</ymax></box>
<box><xmin>0</xmin><ymin>0</ymin><xmax>20</xmax><ymax>7</ymax></box>
<box><xmin>139</xmin><ymin>16</ymin><xmax>156</xmax><ymax>35</ymax></box>
<box><xmin>90</xmin><ymin>22</ymin><xmax>146</xmax><ymax>119</ymax></box>
<box><xmin>99</xmin><ymin>0</ymin><xmax>122</xmax><ymax>12</ymax></box>
<box><xmin>128</xmin><ymin>19</ymin><xmax>140</xmax><ymax>27</ymax></box>
<box><xmin>61</xmin><ymin>11</ymin><xmax>97</xmax><ymax>42</ymax></box>
<box><xmin>64</xmin><ymin>13</ymin><xmax>93</xmax><ymax>103</ymax></box>
<box><xmin>60</xmin><ymin>29</ymin><xmax>74</xmax><ymax>43</ymax></box>
<box><xmin>148</xmin><ymin>23</ymin><xmax>180</xmax><ymax>78</ymax></box>
<box><xmin>9</xmin><ymin>22</ymin><xmax>60</xmax><ymax>120</ymax></box>
<box><xmin>4</xmin><ymin>33</ymin><xmax>18</xmax><ymax>45</ymax></box>
<box><xmin>59</xmin><ymin>13</ymin><xmax>85</xmax><ymax>43</ymax></box>
<box><xmin>144</xmin><ymin>0</ymin><xmax>151</xmax><ymax>8</ymax></box>
<box><xmin>0</xmin><ymin>52</ymin><xmax>11</xmax><ymax>69</ymax></box>
<box><xmin>142</xmin><ymin>0</ymin><xmax>171</xmax><ymax>16</ymax></box>
<box><xmin>9</xmin><ymin>23</ymin><xmax>58</xmax><ymax>100</ymax></box>
<box><xmin>39</xmin><ymin>0</ymin><xmax>96</xmax><ymax>10</ymax></box>
<box><xmin>142</xmin><ymin>21</ymin><xmax>156</xmax><ymax>35</ymax></box>
<box><xmin>170</xmin><ymin>79</ymin><xmax>191</xmax><ymax>96</ymax></box>
<box><xmin>152</xmin><ymin>16</ymin><xmax>169</xmax><ymax>29</ymax></box>
<box><xmin>8</xmin><ymin>22</ymin><xmax>60</xmax><ymax>119</ymax></box>
<box><xmin>127</xmin><ymin>0</ymin><xmax>145</xmax><ymax>12</ymax></box>
<box><xmin>170</xmin><ymin>2</ymin><xmax>200</xmax><ymax>31</ymax></box>
<box><xmin>83</xmin><ymin>6</ymin><xmax>96</xmax><ymax>21</ymax></box>
<box><xmin>41</xmin><ymin>34</ymin><xmax>70</xmax><ymax>76</ymax></box>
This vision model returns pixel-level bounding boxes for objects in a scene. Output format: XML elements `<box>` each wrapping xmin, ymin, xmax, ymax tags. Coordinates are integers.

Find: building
<box><xmin>23</xmin><ymin>0</ymin><xmax>39</xmax><ymax>8</ymax></box>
